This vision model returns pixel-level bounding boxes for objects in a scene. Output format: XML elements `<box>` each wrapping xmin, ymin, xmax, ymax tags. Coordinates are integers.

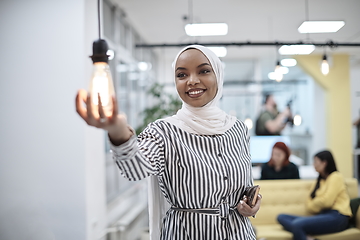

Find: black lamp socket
<box><xmin>90</xmin><ymin>39</ymin><xmax>109</xmax><ymax>63</ymax></box>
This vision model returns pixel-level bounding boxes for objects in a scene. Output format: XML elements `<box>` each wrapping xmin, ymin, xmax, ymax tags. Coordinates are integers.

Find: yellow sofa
<box><xmin>251</xmin><ymin>178</ymin><xmax>360</xmax><ymax>240</ymax></box>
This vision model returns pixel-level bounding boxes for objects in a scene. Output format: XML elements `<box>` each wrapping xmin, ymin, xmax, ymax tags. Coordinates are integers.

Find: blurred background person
<box><xmin>255</xmin><ymin>94</ymin><xmax>291</xmax><ymax>136</ymax></box>
<box><xmin>353</xmin><ymin>113</ymin><xmax>360</xmax><ymax>148</ymax></box>
<box><xmin>277</xmin><ymin>150</ymin><xmax>352</xmax><ymax>240</ymax></box>
<box><xmin>260</xmin><ymin>142</ymin><xmax>300</xmax><ymax>180</ymax></box>
<box><xmin>353</xmin><ymin>112</ymin><xmax>360</xmax><ymax>180</ymax></box>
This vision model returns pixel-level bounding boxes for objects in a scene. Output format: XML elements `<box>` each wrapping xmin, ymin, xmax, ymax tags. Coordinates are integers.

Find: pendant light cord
<box><xmin>305</xmin><ymin>0</ymin><xmax>309</xmax><ymax>22</ymax></box>
<box><xmin>305</xmin><ymin>0</ymin><xmax>310</xmax><ymax>41</ymax></box>
<box><xmin>98</xmin><ymin>0</ymin><xmax>101</xmax><ymax>39</ymax></box>
<box><xmin>189</xmin><ymin>0</ymin><xmax>192</xmax><ymax>24</ymax></box>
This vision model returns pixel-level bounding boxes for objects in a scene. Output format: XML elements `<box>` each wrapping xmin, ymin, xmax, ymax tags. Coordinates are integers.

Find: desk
<box><xmin>354</xmin><ymin>148</ymin><xmax>360</xmax><ymax>180</ymax></box>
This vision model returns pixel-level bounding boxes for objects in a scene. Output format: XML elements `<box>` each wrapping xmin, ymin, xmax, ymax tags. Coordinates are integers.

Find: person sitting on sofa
<box><xmin>260</xmin><ymin>142</ymin><xmax>300</xmax><ymax>180</ymax></box>
<box><xmin>277</xmin><ymin>150</ymin><xmax>352</xmax><ymax>240</ymax></box>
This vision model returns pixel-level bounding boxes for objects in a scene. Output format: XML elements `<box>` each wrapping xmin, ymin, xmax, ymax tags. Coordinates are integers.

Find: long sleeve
<box><xmin>110</xmin><ymin>123</ymin><xmax>165</xmax><ymax>181</ymax></box>
<box><xmin>306</xmin><ymin>172</ymin><xmax>352</xmax><ymax>216</ymax></box>
<box><xmin>110</xmin><ymin>120</ymin><xmax>256</xmax><ymax>240</ymax></box>
<box><xmin>289</xmin><ymin>163</ymin><xmax>300</xmax><ymax>179</ymax></box>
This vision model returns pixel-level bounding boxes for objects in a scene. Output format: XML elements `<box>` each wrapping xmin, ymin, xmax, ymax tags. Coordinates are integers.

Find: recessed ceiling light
<box><xmin>298</xmin><ymin>21</ymin><xmax>345</xmax><ymax>33</ymax></box>
<box><xmin>208</xmin><ymin>47</ymin><xmax>227</xmax><ymax>57</ymax></box>
<box><xmin>281</xmin><ymin>58</ymin><xmax>297</xmax><ymax>67</ymax></box>
<box><xmin>293</xmin><ymin>114</ymin><xmax>302</xmax><ymax>126</ymax></box>
<box><xmin>268</xmin><ymin>72</ymin><xmax>283</xmax><ymax>81</ymax></box>
<box><xmin>185</xmin><ymin>23</ymin><xmax>228</xmax><ymax>36</ymax></box>
<box><xmin>244</xmin><ymin>118</ymin><xmax>253</xmax><ymax>129</ymax></box>
<box><xmin>107</xmin><ymin>49</ymin><xmax>115</xmax><ymax>60</ymax></box>
<box><xmin>279</xmin><ymin>67</ymin><xmax>289</xmax><ymax>74</ymax></box>
<box><xmin>138</xmin><ymin>62</ymin><xmax>152</xmax><ymax>71</ymax></box>
<box><xmin>279</xmin><ymin>45</ymin><xmax>315</xmax><ymax>55</ymax></box>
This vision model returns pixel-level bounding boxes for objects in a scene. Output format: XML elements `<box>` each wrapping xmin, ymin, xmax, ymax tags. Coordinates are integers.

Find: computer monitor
<box><xmin>250</xmin><ymin>136</ymin><xmax>291</xmax><ymax>163</ymax></box>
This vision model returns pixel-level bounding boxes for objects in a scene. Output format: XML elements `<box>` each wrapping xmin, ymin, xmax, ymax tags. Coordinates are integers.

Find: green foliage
<box><xmin>135</xmin><ymin>83</ymin><xmax>182</xmax><ymax>134</ymax></box>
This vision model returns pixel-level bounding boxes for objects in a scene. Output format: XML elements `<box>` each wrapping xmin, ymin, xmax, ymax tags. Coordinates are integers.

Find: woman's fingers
<box><xmin>86</xmin><ymin>93</ymin><xmax>100</xmax><ymax>126</ymax></box>
<box><xmin>75</xmin><ymin>90</ymin><xmax>131</xmax><ymax>144</ymax></box>
<box><xmin>76</xmin><ymin>89</ymin><xmax>89</xmax><ymax>122</ymax></box>
<box><xmin>237</xmin><ymin>201</ymin><xmax>252</xmax><ymax>217</ymax></box>
<box><xmin>237</xmin><ymin>194</ymin><xmax>261</xmax><ymax>217</ymax></box>
<box><xmin>250</xmin><ymin>194</ymin><xmax>262</xmax><ymax>215</ymax></box>
<box><xmin>97</xmin><ymin>93</ymin><xmax>107</xmax><ymax>124</ymax></box>
<box><xmin>76</xmin><ymin>90</ymin><xmax>121</xmax><ymax>130</ymax></box>
<box><xmin>111</xmin><ymin>95</ymin><xmax>119</xmax><ymax>121</ymax></box>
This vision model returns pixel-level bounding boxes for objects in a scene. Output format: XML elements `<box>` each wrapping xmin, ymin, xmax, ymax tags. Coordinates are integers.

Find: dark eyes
<box><xmin>201</xmin><ymin>69</ymin><xmax>211</xmax><ymax>74</ymax></box>
<box><xmin>177</xmin><ymin>73</ymin><xmax>186</xmax><ymax>78</ymax></box>
<box><xmin>176</xmin><ymin>69</ymin><xmax>211</xmax><ymax>78</ymax></box>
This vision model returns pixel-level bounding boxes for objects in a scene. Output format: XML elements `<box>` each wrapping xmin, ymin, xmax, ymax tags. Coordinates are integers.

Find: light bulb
<box><xmin>275</xmin><ymin>73</ymin><xmax>283</xmax><ymax>82</ymax></box>
<box><xmin>244</xmin><ymin>118</ymin><xmax>253</xmax><ymax>129</ymax></box>
<box><xmin>293</xmin><ymin>114</ymin><xmax>302</xmax><ymax>126</ymax></box>
<box><xmin>274</xmin><ymin>61</ymin><xmax>281</xmax><ymax>73</ymax></box>
<box><xmin>321</xmin><ymin>54</ymin><xmax>329</xmax><ymax>76</ymax></box>
<box><xmin>89</xmin><ymin>39</ymin><xmax>116</xmax><ymax>117</ymax></box>
<box><xmin>89</xmin><ymin>62</ymin><xmax>115</xmax><ymax>116</ymax></box>
<box><xmin>274</xmin><ymin>61</ymin><xmax>283</xmax><ymax>82</ymax></box>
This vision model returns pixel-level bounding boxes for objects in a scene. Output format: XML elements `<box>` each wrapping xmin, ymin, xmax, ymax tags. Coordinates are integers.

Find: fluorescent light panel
<box><xmin>279</xmin><ymin>45</ymin><xmax>315</xmax><ymax>55</ymax></box>
<box><xmin>281</xmin><ymin>58</ymin><xmax>297</xmax><ymax>67</ymax></box>
<box><xmin>185</xmin><ymin>23</ymin><xmax>228</xmax><ymax>36</ymax></box>
<box><xmin>208</xmin><ymin>47</ymin><xmax>227</xmax><ymax>57</ymax></box>
<box><xmin>279</xmin><ymin>67</ymin><xmax>289</xmax><ymax>74</ymax></box>
<box><xmin>298</xmin><ymin>21</ymin><xmax>345</xmax><ymax>33</ymax></box>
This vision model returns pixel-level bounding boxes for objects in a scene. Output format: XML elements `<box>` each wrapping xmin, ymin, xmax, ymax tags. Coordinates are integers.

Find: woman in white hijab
<box><xmin>76</xmin><ymin>45</ymin><xmax>261</xmax><ymax>240</ymax></box>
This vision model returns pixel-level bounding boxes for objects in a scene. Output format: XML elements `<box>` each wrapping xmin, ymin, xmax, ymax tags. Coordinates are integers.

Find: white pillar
<box><xmin>0</xmin><ymin>1</ymin><xmax>107</xmax><ymax>239</ymax></box>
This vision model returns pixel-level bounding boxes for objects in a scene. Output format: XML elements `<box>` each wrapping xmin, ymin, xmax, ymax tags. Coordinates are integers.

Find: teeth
<box><xmin>188</xmin><ymin>90</ymin><xmax>203</xmax><ymax>95</ymax></box>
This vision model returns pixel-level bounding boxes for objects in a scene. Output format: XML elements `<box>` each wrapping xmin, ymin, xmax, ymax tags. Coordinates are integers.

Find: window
<box><xmin>102</xmin><ymin>2</ymin><xmax>158</xmax><ymax>203</ymax></box>
<box><xmin>103</xmin><ymin>0</ymin><xmax>115</xmax><ymax>42</ymax></box>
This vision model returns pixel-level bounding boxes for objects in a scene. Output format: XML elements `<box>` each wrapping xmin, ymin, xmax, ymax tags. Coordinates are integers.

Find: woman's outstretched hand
<box><xmin>75</xmin><ymin>89</ymin><xmax>133</xmax><ymax>145</ymax></box>
<box><xmin>236</xmin><ymin>194</ymin><xmax>262</xmax><ymax>217</ymax></box>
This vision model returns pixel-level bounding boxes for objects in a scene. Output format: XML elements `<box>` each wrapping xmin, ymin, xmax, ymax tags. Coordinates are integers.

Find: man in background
<box><xmin>255</xmin><ymin>94</ymin><xmax>291</xmax><ymax>136</ymax></box>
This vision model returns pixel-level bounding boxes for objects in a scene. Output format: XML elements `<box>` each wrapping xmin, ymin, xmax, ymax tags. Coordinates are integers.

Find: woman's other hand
<box><xmin>236</xmin><ymin>194</ymin><xmax>262</xmax><ymax>217</ymax></box>
<box><xmin>75</xmin><ymin>89</ymin><xmax>133</xmax><ymax>145</ymax></box>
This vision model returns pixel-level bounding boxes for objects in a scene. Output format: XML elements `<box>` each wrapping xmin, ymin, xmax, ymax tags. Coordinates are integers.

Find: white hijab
<box><xmin>164</xmin><ymin>45</ymin><xmax>237</xmax><ymax>135</ymax></box>
<box><xmin>148</xmin><ymin>45</ymin><xmax>236</xmax><ymax>240</ymax></box>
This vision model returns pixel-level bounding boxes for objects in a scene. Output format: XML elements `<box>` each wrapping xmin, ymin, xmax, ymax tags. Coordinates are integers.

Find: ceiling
<box><xmin>114</xmin><ymin>0</ymin><xmax>360</xmax><ymax>80</ymax></box>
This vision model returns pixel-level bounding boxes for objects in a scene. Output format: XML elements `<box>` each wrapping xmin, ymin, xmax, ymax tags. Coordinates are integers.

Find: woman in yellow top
<box><xmin>277</xmin><ymin>150</ymin><xmax>352</xmax><ymax>240</ymax></box>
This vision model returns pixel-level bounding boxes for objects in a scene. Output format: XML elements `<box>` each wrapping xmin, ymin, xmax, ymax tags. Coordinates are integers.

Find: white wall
<box><xmin>0</xmin><ymin>1</ymin><xmax>107</xmax><ymax>239</ymax></box>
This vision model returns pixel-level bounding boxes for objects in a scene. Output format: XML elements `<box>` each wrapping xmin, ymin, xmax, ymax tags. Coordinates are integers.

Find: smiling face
<box><xmin>175</xmin><ymin>49</ymin><xmax>218</xmax><ymax>107</ymax></box>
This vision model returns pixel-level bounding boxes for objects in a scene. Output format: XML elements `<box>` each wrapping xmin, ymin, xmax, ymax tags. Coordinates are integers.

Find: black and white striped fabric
<box><xmin>111</xmin><ymin>119</ymin><xmax>256</xmax><ymax>240</ymax></box>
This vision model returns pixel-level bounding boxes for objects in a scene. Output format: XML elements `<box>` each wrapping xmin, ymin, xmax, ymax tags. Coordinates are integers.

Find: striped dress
<box><xmin>111</xmin><ymin>119</ymin><xmax>256</xmax><ymax>240</ymax></box>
